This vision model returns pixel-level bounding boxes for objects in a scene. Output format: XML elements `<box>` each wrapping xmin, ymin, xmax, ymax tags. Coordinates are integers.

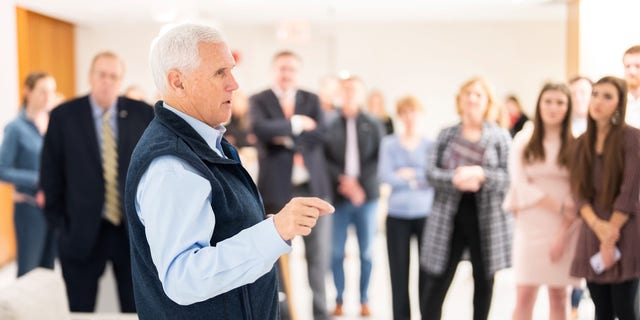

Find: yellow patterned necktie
<box><xmin>102</xmin><ymin>109</ymin><xmax>121</xmax><ymax>225</ymax></box>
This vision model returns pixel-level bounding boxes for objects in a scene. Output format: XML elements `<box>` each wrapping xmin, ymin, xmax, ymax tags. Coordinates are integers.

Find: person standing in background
<box><xmin>124</xmin><ymin>85</ymin><xmax>147</xmax><ymax>103</ymax></box>
<box><xmin>567</xmin><ymin>75</ymin><xmax>592</xmax><ymax>319</ymax></box>
<box><xmin>367</xmin><ymin>90</ymin><xmax>394</xmax><ymax>135</ymax></box>
<box><xmin>487</xmin><ymin>99</ymin><xmax>510</xmax><ymax>129</ymax></box>
<box><xmin>504</xmin><ymin>83</ymin><xmax>579</xmax><ymax>320</ymax></box>
<box><xmin>420</xmin><ymin>77</ymin><xmax>512</xmax><ymax>320</ymax></box>
<box><xmin>0</xmin><ymin>72</ymin><xmax>57</xmax><ymax>277</ymax></box>
<box><xmin>225</xmin><ymin>91</ymin><xmax>256</xmax><ymax>148</ymax></box>
<box><xmin>622</xmin><ymin>46</ymin><xmax>640</xmax><ymax>318</ymax></box>
<box><xmin>378</xmin><ymin>96</ymin><xmax>434</xmax><ymax>320</ymax></box>
<box><xmin>318</xmin><ymin>75</ymin><xmax>340</xmax><ymax>125</ymax></box>
<box><xmin>40</xmin><ymin>51</ymin><xmax>154</xmax><ymax>312</ymax></box>
<box><xmin>623</xmin><ymin>45</ymin><xmax>640</xmax><ymax>128</ymax></box>
<box><xmin>325</xmin><ymin>76</ymin><xmax>384</xmax><ymax>318</ymax></box>
<box><xmin>250</xmin><ymin>51</ymin><xmax>332</xmax><ymax>320</ymax></box>
<box><xmin>570</xmin><ymin>76</ymin><xmax>640</xmax><ymax>320</ymax></box>
<box><xmin>505</xmin><ymin>95</ymin><xmax>528</xmax><ymax>137</ymax></box>
<box><xmin>569</xmin><ymin>76</ymin><xmax>593</xmax><ymax>137</ymax></box>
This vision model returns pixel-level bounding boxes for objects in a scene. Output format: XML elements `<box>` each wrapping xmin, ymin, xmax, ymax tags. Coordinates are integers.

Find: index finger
<box><xmin>293</xmin><ymin>197</ymin><xmax>335</xmax><ymax>215</ymax></box>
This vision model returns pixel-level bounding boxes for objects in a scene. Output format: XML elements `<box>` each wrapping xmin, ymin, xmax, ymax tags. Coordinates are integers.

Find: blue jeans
<box><xmin>571</xmin><ymin>288</ymin><xmax>583</xmax><ymax>308</ymax></box>
<box><xmin>14</xmin><ymin>202</ymin><xmax>56</xmax><ymax>276</ymax></box>
<box><xmin>331</xmin><ymin>199</ymin><xmax>378</xmax><ymax>304</ymax></box>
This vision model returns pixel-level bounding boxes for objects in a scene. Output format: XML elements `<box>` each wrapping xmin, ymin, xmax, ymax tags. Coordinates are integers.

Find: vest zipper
<box><xmin>242</xmin><ymin>285</ymin><xmax>253</xmax><ymax>320</ymax></box>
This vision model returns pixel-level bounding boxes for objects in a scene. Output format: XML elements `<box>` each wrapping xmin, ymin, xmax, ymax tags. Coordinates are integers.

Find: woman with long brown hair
<box><xmin>0</xmin><ymin>72</ymin><xmax>57</xmax><ymax>276</ymax></box>
<box><xmin>504</xmin><ymin>83</ymin><xmax>580</xmax><ymax>320</ymax></box>
<box><xmin>570</xmin><ymin>76</ymin><xmax>640</xmax><ymax>320</ymax></box>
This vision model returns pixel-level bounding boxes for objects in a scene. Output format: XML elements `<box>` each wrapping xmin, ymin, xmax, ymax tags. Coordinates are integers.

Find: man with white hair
<box><xmin>124</xmin><ymin>23</ymin><xmax>334</xmax><ymax>319</ymax></box>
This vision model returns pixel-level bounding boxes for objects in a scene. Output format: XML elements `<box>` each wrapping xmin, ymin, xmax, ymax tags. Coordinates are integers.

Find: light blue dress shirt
<box><xmin>135</xmin><ymin>103</ymin><xmax>291</xmax><ymax>305</ymax></box>
<box><xmin>378</xmin><ymin>134</ymin><xmax>435</xmax><ymax>219</ymax></box>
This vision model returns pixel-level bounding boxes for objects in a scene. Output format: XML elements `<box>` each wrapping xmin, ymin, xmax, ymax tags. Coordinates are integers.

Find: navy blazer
<box><xmin>40</xmin><ymin>95</ymin><xmax>154</xmax><ymax>260</ymax></box>
<box><xmin>249</xmin><ymin>89</ymin><xmax>331</xmax><ymax>213</ymax></box>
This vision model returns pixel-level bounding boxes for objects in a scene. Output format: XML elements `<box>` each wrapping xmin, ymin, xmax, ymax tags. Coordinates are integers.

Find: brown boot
<box><xmin>361</xmin><ymin>304</ymin><xmax>371</xmax><ymax>317</ymax></box>
<box><xmin>332</xmin><ymin>303</ymin><xmax>343</xmax><ymax>316</ymax></box>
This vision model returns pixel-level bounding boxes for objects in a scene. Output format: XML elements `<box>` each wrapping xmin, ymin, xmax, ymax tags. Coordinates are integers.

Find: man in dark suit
<box><xmin>40</xmin><ymin>51</ymin><xmax>154</xmax><ymax>312</ymax></box>
<box><xmin>250</xmin><ymin>51</ymin><xmax>332</xmax><ymax>320</ymax></box>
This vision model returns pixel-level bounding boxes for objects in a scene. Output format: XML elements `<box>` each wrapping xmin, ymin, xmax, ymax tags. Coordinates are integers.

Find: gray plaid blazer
<box><xmin>420</xmin><ymin>122</ymin><xmax>513</xmax><ymax>278</ymax></box>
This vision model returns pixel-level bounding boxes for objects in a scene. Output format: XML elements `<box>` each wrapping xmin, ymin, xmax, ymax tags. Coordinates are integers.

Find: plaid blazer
<box><xmin>420</xmin><ymin>122</ymin><xmax>513</xmax><ymax>278</ymax></box>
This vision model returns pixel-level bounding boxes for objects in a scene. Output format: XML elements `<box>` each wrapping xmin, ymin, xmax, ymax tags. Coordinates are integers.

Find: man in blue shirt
<box><xmin>124</xmin><ymin>23</ymin><xmax>334</xmax><ymax>319</ymax></box>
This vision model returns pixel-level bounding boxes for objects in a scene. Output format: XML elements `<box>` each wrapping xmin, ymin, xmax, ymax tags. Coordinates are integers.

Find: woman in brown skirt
<box><xmin>570</xmin><ymin>76</ymin><xmax>640</xmax><ymax>320</ymax></box>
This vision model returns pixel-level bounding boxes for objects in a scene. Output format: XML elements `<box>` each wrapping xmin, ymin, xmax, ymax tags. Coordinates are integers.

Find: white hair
<box><xmin>149</xmin><ymin>23</ymin><xmax>225</xmax><ymax>93</ymax></box>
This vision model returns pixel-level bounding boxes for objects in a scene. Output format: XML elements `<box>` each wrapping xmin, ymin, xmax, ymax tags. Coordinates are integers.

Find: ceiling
<box><xmin>16</xmin><ymin>0</ymin><xmax>567</xmax><ymax>27</ymax></box>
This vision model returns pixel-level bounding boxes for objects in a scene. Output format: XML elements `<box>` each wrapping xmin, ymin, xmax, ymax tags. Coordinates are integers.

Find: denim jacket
<box><xmin>0</xmin><ymin>109</ymin><xmax>43</xmax><ymax>195</ymax></box>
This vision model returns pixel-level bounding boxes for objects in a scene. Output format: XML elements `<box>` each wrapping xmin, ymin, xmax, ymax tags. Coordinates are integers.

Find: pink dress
<box><xmin>503</xmin><ymin>127</ymin><xmax>580</xmax><ymax>287</ymax></box>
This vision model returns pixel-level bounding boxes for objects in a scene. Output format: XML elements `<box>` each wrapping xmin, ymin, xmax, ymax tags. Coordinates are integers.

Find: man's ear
<box><xmin>167</xmin><ymin>69</ymin><xmax>186</xmax><ymax>96</ymax></box>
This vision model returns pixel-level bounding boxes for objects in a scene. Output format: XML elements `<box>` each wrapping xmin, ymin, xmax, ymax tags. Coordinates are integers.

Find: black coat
<box><xmin>40</xmin><ymin>95</ymin><xmax>154</xmax><ymax>260</ymax></box>
<box><xmin>323</xmin><ymin>112</ymin><xmax>385</xmax><ymax>205</ymax></box>
<box><xmin>249</xmin><ymin>89</ymin><xmax>331</xmax><ymax>213</ymax></box>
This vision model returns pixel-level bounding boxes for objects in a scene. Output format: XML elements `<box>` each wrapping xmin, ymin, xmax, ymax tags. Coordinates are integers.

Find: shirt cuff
<box><xmin>250</xmin><ymin>217</ymin><xmax>292</xmax><ymax>260</ymax></box>
<box><xmin>290</xmin><ymin>115</ymin><xmax>304</xmax><ymax>136</ymax></box>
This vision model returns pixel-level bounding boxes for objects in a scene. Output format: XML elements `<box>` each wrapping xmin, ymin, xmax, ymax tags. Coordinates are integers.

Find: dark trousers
<box><xmin>587</xmin><ymin>279</ymin><xmax>638</xmax><ymax>320</ymax></box>
<box><xmin>386</xmin><ymin>215</ymin><xmax>427</xmax><ymax>320</ymax></box>
<box><xmin>14</xmin><ymin>202</ymin><xmax>56</xmax><ymax>277</ymax></box>
<box><xmin>421</xmin><ymin>194</ymin><xmax>494</xmax><ymax>320</ymax></box>
<box><xmin>59</xmin><ymin>220</ymin><xmax>135</xmax><ymax>312</ymax></box>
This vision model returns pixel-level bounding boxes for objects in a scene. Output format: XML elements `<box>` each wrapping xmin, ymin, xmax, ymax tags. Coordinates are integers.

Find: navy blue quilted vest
<box><xmin>124</xmin><ymin>102</ymin><xmax>279</xmax><ymax>319</ymax></box>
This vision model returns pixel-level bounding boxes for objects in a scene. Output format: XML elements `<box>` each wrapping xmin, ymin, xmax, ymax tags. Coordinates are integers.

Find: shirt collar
<box><xmin>271</xmin><ymin>86</ymin><xmax>297</xmax><ymax>101</ymax></box>
<box><xmin>89</xmin><ymin>95</ymin><xmax>118</xmax><ymax>119</ymax></box>
<box><xmin>162</xmin><ymin>102</ymin><xmax>226</xmax><ymax>157</ymax></box>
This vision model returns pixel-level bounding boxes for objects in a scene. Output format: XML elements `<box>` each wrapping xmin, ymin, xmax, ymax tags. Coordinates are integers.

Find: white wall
<box><xmin>76</xmin><ymin>20</ymin><xmax>566</xmax><ymax>137</ymax></box>
<box><xmin>0</xmin><ymin>0</ymin><xmax>20</xmax><ymax>141</ymax></box>
<box><xmin>579</xmin><ymin>0</ymin><xmax>640</xmax><ymax>80</ymax></box>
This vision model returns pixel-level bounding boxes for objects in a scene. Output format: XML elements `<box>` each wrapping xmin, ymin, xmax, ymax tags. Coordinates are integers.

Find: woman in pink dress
<box><xmin>504</xmin><ymin>82</ymin><xmax>580</xmax><ymax>320</ymax></box>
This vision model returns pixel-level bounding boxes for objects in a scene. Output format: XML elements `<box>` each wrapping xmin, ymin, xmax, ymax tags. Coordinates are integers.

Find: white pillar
<box><xmin>0</xmin><ymin>1</ymin><xmax>19</xmax><ymax>139</ymax></box>
<box><xmin>579</xmin><ymin>0</ymin><xmax>640</xmax><ymax>79</ymax></box>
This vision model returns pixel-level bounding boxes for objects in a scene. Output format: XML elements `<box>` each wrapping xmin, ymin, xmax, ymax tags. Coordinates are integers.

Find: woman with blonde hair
<box><xmin>420</xmin><ymin>77</ymin><xmax>512</xmax><ymax>320</ymax></box>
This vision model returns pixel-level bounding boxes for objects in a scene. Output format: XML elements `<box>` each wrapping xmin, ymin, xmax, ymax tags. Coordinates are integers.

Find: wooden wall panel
<box><xmin>0</xmin><ymin>183</ymin><xmax>15</xmax><ymax>267</ymax></box>
<box><xmin>2</xmin><ymin>7</ymin><xmax>75</xmax><ymax>267</ymax></box>
<box><xmin>566</xmin><ymin>0</ymin><xmax>580</xmax><ymax>78</ymax></box>
<box><xmin>16</xmin><ymin>6</ymin><xmax>75</xmax><ymax>103</ymax></box>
